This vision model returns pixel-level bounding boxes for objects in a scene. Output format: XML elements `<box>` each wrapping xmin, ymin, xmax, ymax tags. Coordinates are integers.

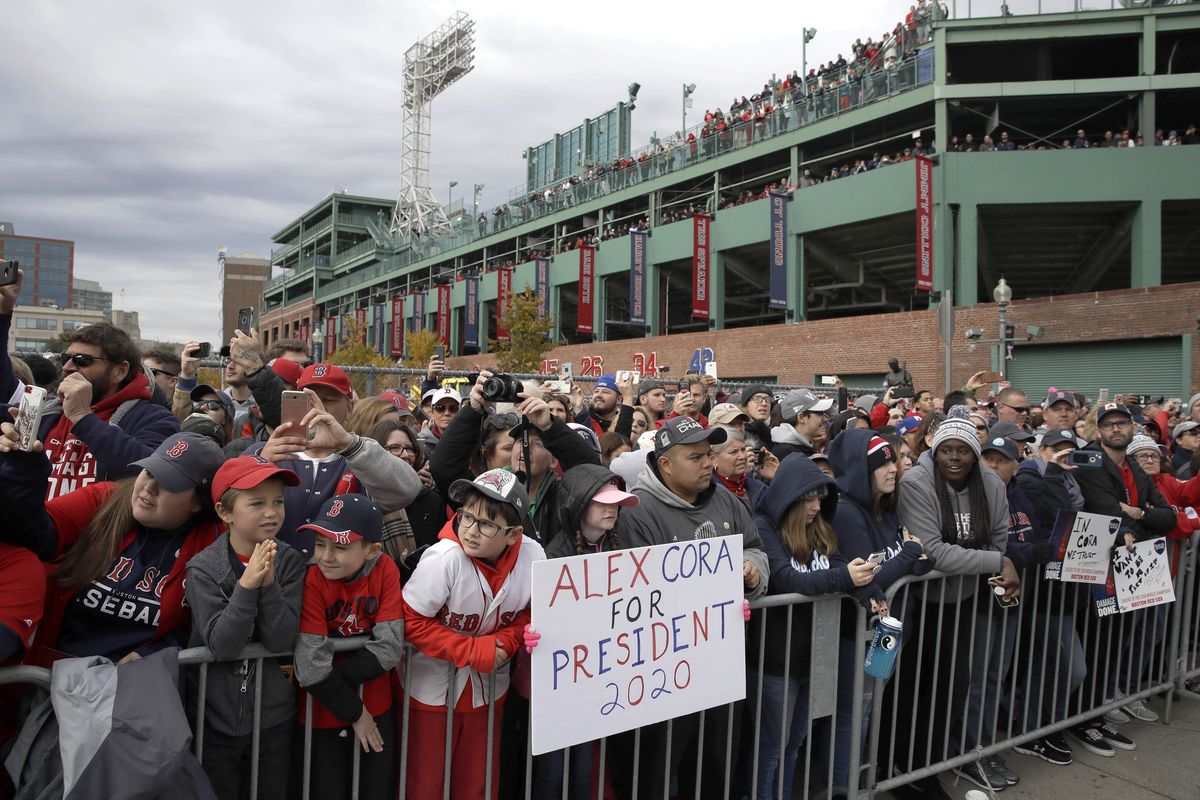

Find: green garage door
<box><xmin>1006</xmin><ymin>337</ymin><xmax>1186</xmax><ymax>401</ymax></box>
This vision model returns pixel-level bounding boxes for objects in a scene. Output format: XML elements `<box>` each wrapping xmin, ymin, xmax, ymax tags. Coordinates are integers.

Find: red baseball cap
<box><xmin>377</xmin><ymin>390</ymin><xmax>410</xmax><ymax>411</ymax></box>
<box><xmin>297</xmin><ymin>363</ymin><xmax>352</xmax><ymax>397</ymax></box>
<box><xmin>211</xmin><ymin>455</ymin><xmax>300</xmax><ymax>504</ymax></box>
<box><xmin>269</xmin><ymin>357</ymin><xmax>304</xmax><ymax>387</ymax></box>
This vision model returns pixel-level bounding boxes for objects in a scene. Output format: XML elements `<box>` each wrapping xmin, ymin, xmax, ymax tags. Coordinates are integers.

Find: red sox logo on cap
<box><xmin>327</xmin><ymin>499</ymin><xmax>344</xmax><ymax>517</ymax></box>
<box><xmin>476</xmin><ymin>470</ymin><xmax>512</xmax><ymax>496</ymax></box>
<box><xmin>312</xmin><ymin>365</ymin><xmax>329</xmax><ymax>378</ymax></box>
<box><xmin>167</xmin><ymin>440</ymin><xmax>189</xmax><ymax>458</ymax></box>
<box><xmin>330</xmin><ymin>531</ymin><xmax>353</xmax><ymax>545</ymax></box>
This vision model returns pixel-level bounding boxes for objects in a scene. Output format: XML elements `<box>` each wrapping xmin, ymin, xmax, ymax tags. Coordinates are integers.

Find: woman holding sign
<box><xmin>748</xmin><ymin>453</ymin><xmax>884</xmax><ymax>800</ymax></box>
<box><xmin>526</xmin><ymin>463</ymin><xmax>639</xmax><ymax>799</ymax></box>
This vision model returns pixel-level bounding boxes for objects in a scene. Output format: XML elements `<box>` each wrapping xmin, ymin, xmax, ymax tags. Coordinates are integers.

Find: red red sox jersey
<box><xmin>298</xmin><ymin>554</ymin><xmax>403</xmax><ymax>727</ymax></box>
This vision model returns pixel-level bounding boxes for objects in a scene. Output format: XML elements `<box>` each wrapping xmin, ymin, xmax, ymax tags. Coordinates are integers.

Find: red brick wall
<box><xmin>446</xmin><ymin>283</ymin><xmax>1200</xmax><ymax>394</ymax></box>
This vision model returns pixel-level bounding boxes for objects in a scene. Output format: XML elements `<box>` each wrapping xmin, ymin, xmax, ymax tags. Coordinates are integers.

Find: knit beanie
<box><xmin>866</xmin><ymin>435</ymin><xmax>897</xmax><ymax>473</ymax></box>
<box><xmin>1189</xmin><ymin>392</ymin><xmax>1200</xmax><ymax>414</ymax></box>
<box><xmin>1126</xmin><ymin>435</ymin><xmax>1160</xmax><ymax>456</ymax></box>
<box><xmin>931</xmin><ymin>405</ymin><xmax>982</xmax><ymax>459</ymax></box>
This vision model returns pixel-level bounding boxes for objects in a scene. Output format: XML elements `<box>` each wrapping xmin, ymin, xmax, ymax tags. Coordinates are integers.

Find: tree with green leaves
<box><xmin>403</xmin><ymin>329</ymin><xmax>444</xmax><ymax>371</ymax></box>
<box><xmin>489</xmin><ymin>287</ymin><xmax>552</xmax><ymax>373</ymax></box>
<box><xmin>329</xmin><ymin>317</ymin><xmax>398</xmax><ymax>396</ymax></box>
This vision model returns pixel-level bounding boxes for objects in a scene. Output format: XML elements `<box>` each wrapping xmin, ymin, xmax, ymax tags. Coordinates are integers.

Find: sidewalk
<box><xmin>932</xmin><ymin>692</ymin><xmax>1200</xmax><ymax>800</ymax></box>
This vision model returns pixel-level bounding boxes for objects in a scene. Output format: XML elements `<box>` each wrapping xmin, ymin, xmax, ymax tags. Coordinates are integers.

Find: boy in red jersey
<box><xmin>294</xmin><ymin>494</ymin><xmax>403</xmax><ymax>800</ymax></box>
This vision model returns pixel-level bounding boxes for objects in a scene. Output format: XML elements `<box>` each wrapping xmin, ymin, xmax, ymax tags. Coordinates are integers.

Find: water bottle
<box><xmin>863</xmin><ymin>615</ymin><xmax>903</xmax><ymax>680</ymax></box>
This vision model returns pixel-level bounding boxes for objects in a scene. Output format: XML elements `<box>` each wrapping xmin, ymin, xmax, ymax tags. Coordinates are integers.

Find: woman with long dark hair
<box><xmin>368</xmin><ymin>419</ymin><xmax>446</xmax><ymax>558</ymax></box>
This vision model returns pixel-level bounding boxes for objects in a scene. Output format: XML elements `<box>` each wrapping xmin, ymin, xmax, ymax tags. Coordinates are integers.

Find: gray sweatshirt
<box><xmin>618</xmin><ymin>454</ymin><xmax>770</xmax><ymax>600</ymax></box>
<box><xmin>897</xmin><ymin>451</ymin><xmax>1010</xmax><ymax>603</ymax></box>
<box><xmin>185</xmin><ymin>533</ymin><xmax>307</xmax><ymax>737</ymax></box>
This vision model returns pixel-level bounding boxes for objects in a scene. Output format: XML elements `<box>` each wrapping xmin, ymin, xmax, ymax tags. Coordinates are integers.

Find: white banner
<box><xmin>1112</xmin><ymin>538</ymin><xmax>1175</xmax><ymax>612</ymax></box>
<box><xmin>530</xmin><ymin>535</ymin><xmax>745</xmax><ymax>756</ymax></box>
<box><xmin>1051</xmin><ymin>511</ymin><xmax>1119</xmax><ymax>584</ymax></box>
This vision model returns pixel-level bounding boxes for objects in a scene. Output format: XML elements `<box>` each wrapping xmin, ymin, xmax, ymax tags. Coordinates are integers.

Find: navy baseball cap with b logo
<box><xmin>298</xmin><ymin>494</ymin><xmax>383</xmax><ymax>544</ymax></box>
<box><xmin>130</xmin><ymin>433</ymin><xmax>225</xmax><ymax>493</ymax></box>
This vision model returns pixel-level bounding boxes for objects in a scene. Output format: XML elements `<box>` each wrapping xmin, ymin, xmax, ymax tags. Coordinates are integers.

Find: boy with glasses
<box><xmin>402</xmin><ymin>469</ymin><xmax>544</xmax><ymax>800</ymax></box>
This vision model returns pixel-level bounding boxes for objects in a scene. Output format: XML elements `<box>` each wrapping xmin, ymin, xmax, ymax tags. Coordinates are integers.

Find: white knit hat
<box><xmin>931</xmin><ymin>405</ymin><xmax>982</xmax><ymax>459</ymax></box>
<box><xmin>1126</xmin><ymin>435</ymin><xmax>1160</xmax><ymax>456</ymax></box>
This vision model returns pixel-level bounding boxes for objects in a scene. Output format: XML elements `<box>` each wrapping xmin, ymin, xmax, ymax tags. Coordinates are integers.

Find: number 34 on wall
<box><xmin>539</xmin><ymin>352</ymin><xmax>659</xmax><ymax>378</ymax></box>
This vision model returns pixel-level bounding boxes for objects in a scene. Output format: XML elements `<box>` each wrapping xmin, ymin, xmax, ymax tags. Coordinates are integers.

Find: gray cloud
<box><xmin>1</xmin><ymin>0</ymin><xmax>903</xmax><ymax>342</ymax></box>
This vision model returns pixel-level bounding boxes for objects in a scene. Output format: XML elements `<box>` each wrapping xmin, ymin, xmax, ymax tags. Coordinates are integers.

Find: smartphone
<box><xmin>704</xmin><ymin>362</ymin><xmax>718</xmax><ymax>380</ymax></box>
<box><xmin>0</xmin><ymin>259</ymin><xmax>18</xmax><ymax>288</ymax></box>
<box><xmin>989</xmin><ymin>579</ymin><xmax>1019</xmax><ymax>608</ymax></box>
<box><xmin>219</xmin><ymin>345</ymin><xmax>232</xmax><ymax>359</ymax></box>
<box><xmin>280</xmin><ymin>390</ymin><xmax>312</xmax><ymax>441</ymax></box>
<box><xmin>433</xmin><ymin>344</ymin><xmax>445</xmax><ymax>361</ymax></box>
<box><xmin>1099</xmin><ymin>388</ymin><xmax>1109</xmax><ymax>404</ymax></box>
<box><xmin>14</xmin><ymin>386</ymin><xmax>47</xmax><ymax>452</ymax></box>
<box><xmin>867</xmin><ymin>550</ymin><xmax>887</xmax><ymax>573</ymax></box>
<box><xmin>616</xmin><ymin>370</ymin><xmax>631</xmax><ymax>384</ymax></box>
<box><xmin>893</xmin><ymin>386</ymin><xmax>915</xmax><ymax>399</ymax></box>
<box><xmin>982</xmin><ymin>370</ymin><xmax>1005</xmax><ymax>383</ymax></box>
<box><xmin>560</xmin><ymin>362</ymin><xmax>573</xmax><ymax>382</ymax></box>
<box><xmin>237</xmin><ymin>306</ymin><xmax>255</xmax><ymax>333</ymax></box>
<box><xmin>820</xmin><ymin>375</ymin><xmax>837</xmax><ymax>386</ymax></box>
<box><xmin>191</xmin><ymin>342</ymin><xmax>211</xmax><ymax>359</ymax></box>
<box><xmin>1067</xmin><ymin>450</ymin><xmax>1103</xmax><ymax>468</ymax></box>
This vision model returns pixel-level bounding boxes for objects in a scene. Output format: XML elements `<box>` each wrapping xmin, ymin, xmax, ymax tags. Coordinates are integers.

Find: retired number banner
<box><xmin>497</xmin><ymin>267</ymin><xmax>513</xmax><ymax>342</ymax></box>
<box><xmin>435</xmin><ymin>284</ymin><xmax>451</xmax><ymax>345</ymax></box>
<box><xmin>578</xmin><ymin>246</ymin><xmax>595</xmax><ymax>335</ymax></box>
<box><xmin>324</xmin><ymin>315</ymin><xmax>337</xmax><ymax>357</ymax></box>
<box><xmin>355</xmin><ymin>307</ymin><xmax>367</xmax><ymax>344</ymax></box>
<box><xmin>535</xmin><ymin>256</ymin><xmax>550</xmax><ymax>319</ymax></box>
<box><xmin>915</xmin><ymin>155</ymin><xmax>933</xmax><ymax>292</ymax></box>
<box><xmin>390</xmin><ymin>297</ymin><xmax>404</xmax><ymax>356</ymax></box>
<box><xmin>768</xmin><ymin>192</ymin><xmax>787</xmax><ymax>309</ymax></box>
<box><xmin>412</xmin><ymin>291</ymin><xmax>425</xmax><ymax>333</ymax></box>
<box><xmin>630</xmin><ymin>230</ymin><xmax>647</xmax><ymax>325</ymax></box>
<box><xmin>530</xmin><ymin>535</ymin><xmax>745</xmax><ymax>755</ymax></box>
<box><xmin>464</xmin><ymin>276</ymin><xmax>479</xmax><ymax>349</ymax></box>
<box><xmin>692</xmin><ymin>214</ymin><xmax>710</xmax><ymax>319</ymax></box>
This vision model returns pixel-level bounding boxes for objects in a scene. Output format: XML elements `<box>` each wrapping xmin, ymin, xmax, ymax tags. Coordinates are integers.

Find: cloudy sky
<box><xmin>3</xmin><ymin>0</ymin><xmax>924</xmax><ymax>343</ymax></box>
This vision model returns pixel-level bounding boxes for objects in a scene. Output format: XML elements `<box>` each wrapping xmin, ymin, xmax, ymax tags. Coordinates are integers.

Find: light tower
<box><xmin>389</xmin><ymin>11</ymin><xmax>476</xmax><ymax>242</ymax></box>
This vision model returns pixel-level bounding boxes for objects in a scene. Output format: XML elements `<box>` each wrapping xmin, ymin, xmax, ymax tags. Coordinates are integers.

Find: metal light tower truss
<box><xmin>389</xmin><ymin>11</ymin><xmax>476</xmax><ymax>242</ymax></box>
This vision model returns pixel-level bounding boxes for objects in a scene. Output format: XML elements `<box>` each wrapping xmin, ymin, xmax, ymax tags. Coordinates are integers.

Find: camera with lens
<box><xmin>468</xmin><ymin>372</ymin><xmax>523</xmax><ymax>404</ymax></box>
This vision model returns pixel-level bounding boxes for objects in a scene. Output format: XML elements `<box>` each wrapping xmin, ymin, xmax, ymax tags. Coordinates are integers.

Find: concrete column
<box><xmin>1131</xmin><ymin>199</ymin><xmax>1162</xmax><ymax>289</ymax></box>
<box><xmin>956</xmin><ymin>203</ymin><xmax>978</xmax><ymax>307</ymax></box>
<box><xmin>711</xmin><ymin>252</ymin><xmax>725</xmax><ymax>329</ymax></box>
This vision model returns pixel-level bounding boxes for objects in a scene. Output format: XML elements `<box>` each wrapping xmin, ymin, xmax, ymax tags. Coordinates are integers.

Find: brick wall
<box><xmin>446</xmin><ymin>283</ymin><xmax>1200</xmax><ymax>394</ymax></box>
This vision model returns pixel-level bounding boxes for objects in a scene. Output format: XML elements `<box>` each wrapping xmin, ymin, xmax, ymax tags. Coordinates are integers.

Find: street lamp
<box><xmin>802</xmin><ymin>28</ymin><xmax>817</xmax><ymax>93</ymax></box>
<box><xmin>994</xmin><ymin>277</ymin><xmax>1012</xmax><ymax>368</ymax></box>
<box><xmin>682</xmin><ymin>83</ymin><xmax>696</xmax><ymax>135</ymax></box>
<box><xmin>448</xmin><ymin>180</ymin><xmax>458</xmax><ymax>209</ymax></box>
<box><xmin>472</xmin><ymin>183</ymin><xmax>484</xmax><ymax>217</ymax></box>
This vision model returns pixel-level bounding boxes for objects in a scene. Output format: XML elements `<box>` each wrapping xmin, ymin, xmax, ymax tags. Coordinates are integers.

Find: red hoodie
<box><xmin>42</xmin><ymin>376</ymin><xmax>152</xmax><ymax>501</ymax></box>
<box><xmin>1150</xmin><ymin>472</ymin><xmax>1200</xmax><ymax>577</ymax></box>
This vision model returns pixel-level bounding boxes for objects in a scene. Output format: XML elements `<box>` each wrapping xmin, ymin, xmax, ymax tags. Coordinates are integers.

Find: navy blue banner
<box><xmin>535</xmin><ymin>257</ymin><xmax>550</xmax><ymax>319</ymax></box>
<box><xmin>464</xmin><ymin>276</ymin><xmax>480</xmax><ymax>348</ymax></box>
<box><xmin>371</xmin><ymin>303</ymin><xmax>385</xmax><ymax>355</ymax></box>
<box><xmin>768</xmin><ymin>192</ymin><xmax>788</xmax><ymax>310</ymax></box>
<box><xmin>412</xmin><ymin>291</ymin><xmax>425</xmax><ymax>333</ymax></box>
<box><xmin>630</xmin><ymin>231</ymin><xmax>647</xmax><ymax>325</ymax></box>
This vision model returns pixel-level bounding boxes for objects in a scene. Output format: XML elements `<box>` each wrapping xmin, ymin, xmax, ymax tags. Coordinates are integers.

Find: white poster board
<box><xmin>1048</xmin><ymin>511</ymin><xmax>1120</xmax><ymax>584</ymax></box>
<box><xmin>530</xmin><ymin>535</ymin><xmax>745</xmax><ymax>756</ymax></box>
<box><xmin>1111</xmin><ymin>537</ymin><xmax>1175</xmax><ymax>612</ymax></box>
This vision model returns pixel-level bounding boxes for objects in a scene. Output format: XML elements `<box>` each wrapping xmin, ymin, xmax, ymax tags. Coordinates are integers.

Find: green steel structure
<box><xmin>261</xmin><ymin>3</ymin><xmax>1200</xmax><ymax>364</ymax></box>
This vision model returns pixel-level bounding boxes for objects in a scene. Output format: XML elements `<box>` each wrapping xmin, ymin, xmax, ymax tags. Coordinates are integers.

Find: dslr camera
<box><xmin>469</xmin><ymin>372</ymin><xmax>523</xmax><ymax>404</ymax></box>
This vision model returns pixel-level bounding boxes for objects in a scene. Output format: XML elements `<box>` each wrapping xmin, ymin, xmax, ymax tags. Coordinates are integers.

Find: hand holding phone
<box><xmin>280</xmin><ymin>390</ymin><xmax>312</xmax><ymax>441</ymax></box>
<box><xmin>236</xmin><ymin>306</ymin><xmax>256</xmax><ymax>334</ymax></box>
<box><xmin>192</xmin><ymin>342</ymin><xmax>211</xmax><ymax>359</ymax></box>
<box><xmin>13</xmin><ymin>386</ymin><xmax>47</xmax><ymax>452</ymax></box>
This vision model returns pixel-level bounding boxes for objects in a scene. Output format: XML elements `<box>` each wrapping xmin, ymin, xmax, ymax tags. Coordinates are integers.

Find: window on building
<box><xmin>14</xmin><ymin>338</ymin><xmax>48</xmax><ymax>352</ymax></box>
<box><xmin>15</xmin><ymin>317</ymin><xmax>57</xmax><ymax>330</ymax></box>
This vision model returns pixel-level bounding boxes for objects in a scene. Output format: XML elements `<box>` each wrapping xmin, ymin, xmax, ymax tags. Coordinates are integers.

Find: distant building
<box><xmin>71</xmin><ymin>278</ymin><xmax>113</xmax><ymax>313</ymax></box>
<box><xmin>0</xmin><ymin>222</ymin><xmax>75</xmax><ymax>309</ymax></box>
<box><xmin>221</xmin><ymin>252</ymin><xmax>270</xmax><ymax>343</ymax></box>
<box><xmin>9</xmin><ymin>305</ymin><xmax>106</xmax><ymax>353</ymax></box>
<box><xmin>108</xmin><ymin>309</ymin><xmax>141</xmax><ymax>343</ymax></box>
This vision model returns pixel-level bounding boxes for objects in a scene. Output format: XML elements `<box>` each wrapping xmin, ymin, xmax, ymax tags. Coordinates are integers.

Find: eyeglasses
<box><xmin>1098</xmin><ymin>419</ymin><xmax>1132</xmax><ymax>430</ymax></box>
<box><xmin>458</xmin><ymin>509</ymin><xmax>515</xmax><ymax>539</ymax></box>
<box><xmin>149</xmin><ymin>368</ymin><xmax>178</xmax><ymax>379</ymax></box>
<box><xmin>192</xmin><ymin>400</ymin><xmax>226</xmax><ymax>414</ymax></box>
<box><xmin>975</xmin><ymin>425</ymin><xmax>989</xmax><ymax>432</ymax></box>
<box><xmin>1132</xmin><ymin>453</ymin><xmax>1160</xmax><ymax>463</ymax></box>
<box><xmin>747</xmin><ymin>394</ymin><xmax>772</xmax><ymax>405</ymax></box>
<box><xmin>61</xmin><ymin>352</ymin><xmax>112</xmax><ymax>368</ymax></box>
<box><xmin>1000</xmin><ymin>403</ymin><xmax>1030</xmax><ymax>414</ymax></box>
<box><xmin>432</xmin><ymin>403</ymin><xmax>459</xmax><ymax>413</ymax></box>
<box><xmin>385</xmin><ymin>443</ymin><xmax>418</xmax><ymax>455</ymax></box>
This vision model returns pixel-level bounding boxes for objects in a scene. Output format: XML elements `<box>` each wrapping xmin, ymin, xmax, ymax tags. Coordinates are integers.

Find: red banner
<box><xmin>692</xmin><ymin>214</ymin><xmax>710</xmax><ymax>319</ymax></box>
<box><xmin>299</xmin><ymin>319</ymin><xmax>310</xmax><ymax>350</ymax></box>
<box><xmin>390</xmin><ymin>296</ymin><xmax>404</xmax><ymax>356</ymax></box>
<box><xmin>577</xmin><ymin>246</ymin><xmax>595</xmax><ymax>335</ymax></box>
<box><xmin>324</xmin><ymin>315</ymin><xmax>337</xmax><ymax>356</ymax></box>
<box><xmin>915</xmin><ymin>155</ymin><xmax>934</xmax><ymax>292</ymax></box>
<box><xmin>497</xmin><ymin>267</ymin><xmax>513</xmax><ymax>342</ymax></box>
<box><xmin>436</xmin><ymin>284</ymin><xmax>451</xmax><ymax>345</ymax></box>
<box><xmin>355</xmin><ymin>307</ymin><xmax>367</xmax><ymax>343</ymax></box>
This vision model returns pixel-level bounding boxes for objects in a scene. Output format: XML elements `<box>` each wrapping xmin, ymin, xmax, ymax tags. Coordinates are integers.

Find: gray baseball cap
<box><xmin>780</xmin><ymin>389</ymin><xmax>834</xmax><ymax>421</ymax></box>
<box><xmin>130</xmin><ymin>433</ymin><xmax>225</xmax><ymax>492</ymax></box>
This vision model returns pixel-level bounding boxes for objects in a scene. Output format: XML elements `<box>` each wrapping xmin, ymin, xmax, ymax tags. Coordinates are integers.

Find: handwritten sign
<box><xmin>1112</xmin><ymin>538</ymin><xmax>1175</xmax><ymax>612</ymax></box>
<box><xmin>530</xmin><ymin>536</ymin><xmax>745</xmax><ymax>756</ymax></box>
<box><xmin>1044</xmin><ymin>511</ymin><xmax>1119</xmax><ymax>584</ymax></box>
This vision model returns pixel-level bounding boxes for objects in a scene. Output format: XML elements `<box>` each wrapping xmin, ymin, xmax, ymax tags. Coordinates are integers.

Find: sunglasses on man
<box><xmin>60</xmin><ymin>352</ymin><xmax>113</xmax><ymax>368</ymax></box>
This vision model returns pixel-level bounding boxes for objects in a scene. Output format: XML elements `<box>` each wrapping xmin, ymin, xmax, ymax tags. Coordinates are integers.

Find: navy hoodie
<box><xmin>751</xmin><ymin>454</ymin><xmax>881</xmax><ymax>675</ymax></box>
<box><xmin>827</xmin><ymin>428</ymin><xmax>933</xmax><ymax>593</ymax></box>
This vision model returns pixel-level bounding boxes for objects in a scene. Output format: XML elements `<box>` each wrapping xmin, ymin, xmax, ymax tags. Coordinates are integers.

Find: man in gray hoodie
<box><xmin>613</xmin><ymin>416</ymin><xmax>769</xmax><ymax>800</ymax></box>
<box><xmin>769</xmin><ymin>388</ymin><xmax>833</xmax><ymax>461</ymax></box>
